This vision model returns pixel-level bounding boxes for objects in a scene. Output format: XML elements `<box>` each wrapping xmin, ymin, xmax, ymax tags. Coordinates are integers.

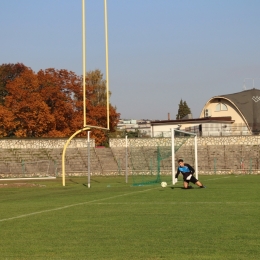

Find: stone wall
<box><xmin>1</xmin><ymin>135</ymin><xmax>259</xmax><ymax>149</ymax></box>
<box><xmin>0</xmin><ymin>136</ymin><xmax>260</xmax><ymax>177</ymax></box>
<box><xmin>109</xmin><ymin>136</ymin><xmax>260</xmax><ymax>175</ymax></box>
<box><xmin>0</xmin><ymin>138</ymin><xmax>95</xmax><ymax>149</ymax></box>
<box><xmin>110</xmin><ymin>135</ymin><xmax>260</xmax><ymax>147</ymax></box>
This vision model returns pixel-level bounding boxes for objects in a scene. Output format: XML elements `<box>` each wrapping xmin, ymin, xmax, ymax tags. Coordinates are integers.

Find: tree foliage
<box><xmin>0</xmin><ymin>63</ymin><xmax>120</xmax><ymax>145</ymax></box>
<box><xmin>0</xmin><ymin>63</ymin><xmax>27</xmax><ymax>104</ymax></box>
<box><xmin>176</xmin><ymin>99</ymin><xmax>191</xmax><ymax>119</ymax></box>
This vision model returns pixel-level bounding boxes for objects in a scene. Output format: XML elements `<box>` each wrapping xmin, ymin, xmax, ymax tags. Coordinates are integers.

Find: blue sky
<box><xmin>1</xmin><ymin>0</ymin><xmax>260</xmax><ymax>120</ymax></box>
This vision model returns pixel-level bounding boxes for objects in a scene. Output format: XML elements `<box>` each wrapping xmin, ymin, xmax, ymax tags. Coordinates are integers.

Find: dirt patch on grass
<box><xmin>0</xmin><ymin>183</ymin><xmax>46</xmax><ymax>188</ymax></box>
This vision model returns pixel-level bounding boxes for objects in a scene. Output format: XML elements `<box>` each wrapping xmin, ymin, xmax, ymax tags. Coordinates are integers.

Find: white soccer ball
<box><xmin>161</xmin><ymin>182</ymin><xmax>167</xmax><ymax>188</ymax></box>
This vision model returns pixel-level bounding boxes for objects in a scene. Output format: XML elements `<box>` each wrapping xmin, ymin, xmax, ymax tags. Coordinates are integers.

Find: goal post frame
<box><xmin>61</xmin><ymin>1</ymin><xmax>111</xmax><ymax>187</ymax></box>
<box><xmin>171</xmin><ymin>128</ymin><xmax>198</xmax><ymax>185</ymax></box>
<box><xmin>82</xmin><ymin>0</ymin><xmax>110</xmax><ymax>130</ymax></box>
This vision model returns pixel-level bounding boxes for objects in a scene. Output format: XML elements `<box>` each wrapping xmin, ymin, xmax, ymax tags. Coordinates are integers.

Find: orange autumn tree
<box><xmin>0</xmin><ymin>63</ymin><xmax>120</xmax><ymax>144</ymax></box>
<box><xmin>74</xmin><ymin>69</ymin><xmax>120</xmax><ymax>145</ymax></box>
<box><xmin>38</xmin><ymin>68</ymin><xmax>120</xmax><ymax>144</ymax></box>
<box><xmin>4</xmin><ymin>67</ymin><xmax>55</xmax><ymax>137</ymax></box>
<box><xmin>0</xmin><ymin>63</ymin><xmax>27</xmax><ymax>105</ymax></box>
<box><xmin>37</xmin><ymin>68</ymin><xmax>82</xmax><ymax>137</ymax></box>
<box><xmin>0</xmin><ymin>106</ymin><xmax>16</xmax><ymax>137</ymax></box>
<box><xmin>0</xmin><ymin>63</ymin><xmax>28</xmax><ymax>137</ymax></box>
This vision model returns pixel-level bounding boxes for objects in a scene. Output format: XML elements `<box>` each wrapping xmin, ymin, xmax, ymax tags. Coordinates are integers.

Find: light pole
<box><xmin>243</xmin><ymin>78</ymin><xmax>260</xmax><ymax>90</ymax></box>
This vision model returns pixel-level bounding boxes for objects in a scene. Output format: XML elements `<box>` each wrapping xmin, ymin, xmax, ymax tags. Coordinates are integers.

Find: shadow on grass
<box><xmin>69</xmin><ymin>179</ymin><xmax>79</xmax><ymax>184</ymax></box>
<box><xmin>169</xmin><ymin>186</ymin><xmax>197</xmax><ymax>190</ymax></box>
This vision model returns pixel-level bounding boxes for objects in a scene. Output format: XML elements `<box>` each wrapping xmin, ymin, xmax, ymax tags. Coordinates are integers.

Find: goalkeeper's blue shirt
<box><xmin>175</xmin><ymin>163</ymin><xmax>195</xmax><ymax>178</ymax></box>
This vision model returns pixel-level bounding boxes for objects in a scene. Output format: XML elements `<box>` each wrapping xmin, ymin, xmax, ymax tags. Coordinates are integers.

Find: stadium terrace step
<box><xmin>1</xmin><ymin>143</ymin><xmax>260</xmax><ymax>177</ymax></box>
<box><xmin>94</xmin><ymin>147</ymin><xmax>118</xmax><ymax>172</ymax></box>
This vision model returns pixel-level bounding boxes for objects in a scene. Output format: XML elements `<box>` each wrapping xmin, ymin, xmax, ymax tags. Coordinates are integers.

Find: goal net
<box><xmin>171</xmin><ymin>129</ymin><xmax>198</xmax><ymax>184</ymax></box>
<box><xmin>1</xmin><ymin>160</ymin><xmax>57</xmax><ymax>179</ymax></box>
<box><xmin>130</xmin><ymin>129</ymin><xmax>198</xmax><ymax>186</ymax></box>
<box><xmin>130</xmin><ymin>145</ymin><xmax>165</xmax><ymax>186</ymax></box>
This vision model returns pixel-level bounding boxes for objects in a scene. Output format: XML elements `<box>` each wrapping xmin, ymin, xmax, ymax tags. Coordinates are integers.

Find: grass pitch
<box><xmin>0</xmin><ymin>175</ymin><xmax>259</xmax><ymax>259</ymax></box>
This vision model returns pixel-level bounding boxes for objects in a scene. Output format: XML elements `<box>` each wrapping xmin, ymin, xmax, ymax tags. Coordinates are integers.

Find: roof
<box><xmin>216</xmin><ymin>88</ymin><xmax>260</xmax><ymax>128</ymax></box>
<box><xmin>151</xmin><ymin>116</ymin><xmax>234</xmax><ymax>125</ymax></box>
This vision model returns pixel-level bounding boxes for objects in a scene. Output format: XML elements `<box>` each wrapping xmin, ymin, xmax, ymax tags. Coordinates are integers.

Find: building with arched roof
<box><xmin>149</xmin><ymin>88</ymin><xmax>260</xmax><ymax>137</ymax></box>
<box><xmin>200</xmin><ymin>88</ymin><xmax>260</xmax><ymax>134</ymax></box>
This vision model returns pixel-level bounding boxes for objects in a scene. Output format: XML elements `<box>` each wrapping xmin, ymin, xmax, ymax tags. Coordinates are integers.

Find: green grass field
<box><xmin>0</xmin><ymin>175</ymin><xmax>259</xmax><ymax>260</ymax></box>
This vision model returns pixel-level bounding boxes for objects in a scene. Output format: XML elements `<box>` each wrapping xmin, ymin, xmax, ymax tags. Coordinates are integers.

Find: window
<box><xmin>215</xmin><ymin>103</ymin><xmax>228</xmax><ymax>111</ymax></box>
<box><xmin>221</xmin><ymin>103</ymin><xmax>228</xmax><ymax>111</ymax></box>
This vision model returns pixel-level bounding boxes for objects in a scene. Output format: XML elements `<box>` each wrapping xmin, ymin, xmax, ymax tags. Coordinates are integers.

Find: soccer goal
<box><xmin>0</xmin><ymin>160</ymin><xmax>57</xmax><ymax>180</ymax></box>
<box><xmin>129</xmin><ymin>129</ymin><xmax>198</xmax><ymax>186</ymax></box>
<box><xmin>171</xmin><ymin>129</ymin><xmax>198</xmax><ymax>184</ymax></box>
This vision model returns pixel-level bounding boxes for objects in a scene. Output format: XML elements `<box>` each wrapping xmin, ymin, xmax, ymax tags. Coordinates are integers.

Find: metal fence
<box><xmin>151</xmin><ymin>123</ymin><xmax>260</xmax><ymax>137</ymax></box>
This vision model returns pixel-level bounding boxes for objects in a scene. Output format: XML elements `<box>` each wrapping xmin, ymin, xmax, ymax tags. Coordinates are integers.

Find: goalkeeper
<box><xmin>175</xmin><ymin>159</ymin><xmax>206</xmax><ymax>189</ymax></box>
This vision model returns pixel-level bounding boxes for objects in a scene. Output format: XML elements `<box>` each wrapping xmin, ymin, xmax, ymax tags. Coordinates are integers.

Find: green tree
<box><xmin>126</xmin><ymin>130</ymin><xmax>139</xmax><ymax>138</ymax></box>
<box><xmin>176</xmin><ymin>99</ymin><xmax>191</xmax><ymax>119</ymax></box>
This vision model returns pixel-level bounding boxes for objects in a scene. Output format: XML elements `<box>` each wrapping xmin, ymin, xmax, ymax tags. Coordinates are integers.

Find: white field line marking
<box><xmin>204</xmin><ymin>176</ymin><xmax>232</xmax><ymax>181</ymax></box>
<box><xmin>0</xmin><ymin>177</ymin><xmax>56</xmax><ymax>181</ymax></box>
<box><xmin>174</xmin><ymin>176</ymin><xmax>232</xmax><ymax>185</ymax></box>
<box><xmin>92</xmin><ymin>202</ymin><xmax>260</xmax><ymax>205</ymax></box>
<box><xmin>0</xmin><ymin>176</ymin><xmax>243</xmax><ymax>222</ymax></box>
<box><xmin>0</xmin><ymin>187</ymin><xmax>157</xmax><ymax>223</ymax></box>
<box><xmin>173</xmin><ymin>175</ymin><xmax>232</xmax><ymax>185</ymax></box>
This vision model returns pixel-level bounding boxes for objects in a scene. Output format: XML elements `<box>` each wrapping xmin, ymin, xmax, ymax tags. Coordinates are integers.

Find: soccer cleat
<box><xmin>200</xmin><ymin>185</ymin><xmax>206</xmax><ymax>188</ymax></box>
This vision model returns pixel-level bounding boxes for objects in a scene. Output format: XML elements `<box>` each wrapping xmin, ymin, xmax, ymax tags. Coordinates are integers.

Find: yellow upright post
<box><xmin>104</xmin><ymin>0</ymin><xmax>110</xmax><ymax>130</ymax></box>
<box><xmin>82</xmin><ymin>0</ymin><xmax>86</xmax><ymax>126</ymax></box>
<box><xmin>62</xmin><ymin>127</ymin><xmax>90</xmax><ymax>186</ymax></box>
<box><xmin>62</xmin><ymin>0</ymin><xmax>111</xmax><ymax>186</ymax></box>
